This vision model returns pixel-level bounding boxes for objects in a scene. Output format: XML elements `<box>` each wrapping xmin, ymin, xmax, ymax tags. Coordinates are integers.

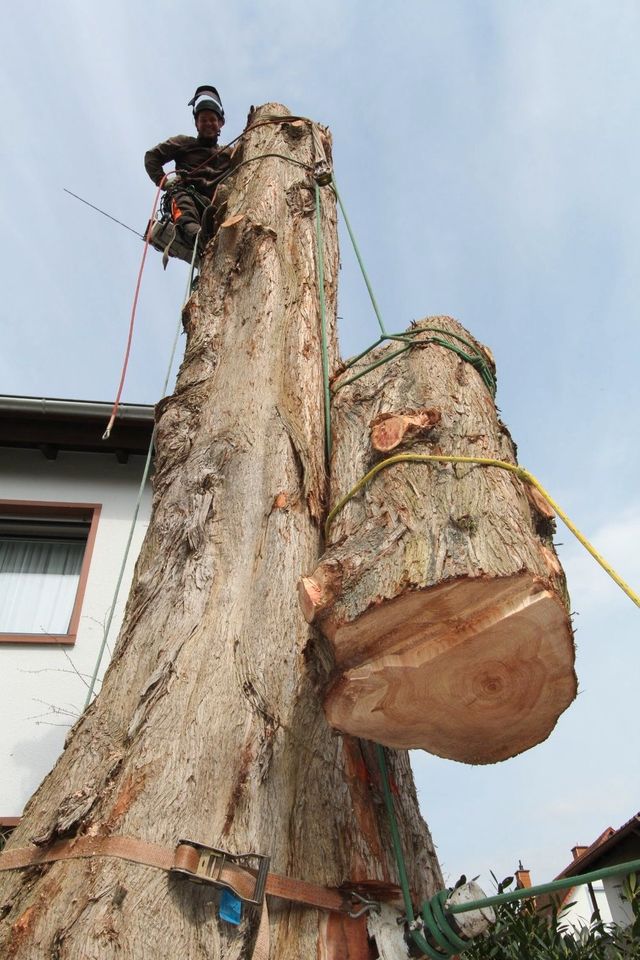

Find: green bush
<box><xmin>464</xmin><ymin>872</ymin><xmax>640</xmax><ymax>960</ymax></box>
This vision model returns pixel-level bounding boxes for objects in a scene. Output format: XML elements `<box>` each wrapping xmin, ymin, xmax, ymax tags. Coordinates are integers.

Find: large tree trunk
<box><xmin>0</xmin><ymin>105</ymin><xmax>442</xmax><ymax>959</ymax></box>
<box><xmin>299</xmin><ymin>318</ymin><xmax>577</xmax><ymax>764</ymax></box>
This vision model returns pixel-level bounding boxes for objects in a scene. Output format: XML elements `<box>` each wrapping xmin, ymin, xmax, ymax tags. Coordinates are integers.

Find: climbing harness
<box><xmin>144</xmin><ymin>111</ymin><xmax>320</xmax><ymax>269</ymax></box>
<box><xmin>145</xmin><ymin>182</ymin><xmax>211</xmax><ymax>268</ymax></box>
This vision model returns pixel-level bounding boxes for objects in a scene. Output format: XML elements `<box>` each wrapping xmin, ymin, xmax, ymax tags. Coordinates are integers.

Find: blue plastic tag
<box><xmin>219</xmin><ymin>888</ymin><xmax>243</xmax><ymax>926</ymax></box>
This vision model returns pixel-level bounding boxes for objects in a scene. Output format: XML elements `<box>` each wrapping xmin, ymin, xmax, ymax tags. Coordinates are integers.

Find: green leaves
<box><xmin>465</xmin><ymin>872</ymin><xmax>640</xmax><ymax>960</ymax></box>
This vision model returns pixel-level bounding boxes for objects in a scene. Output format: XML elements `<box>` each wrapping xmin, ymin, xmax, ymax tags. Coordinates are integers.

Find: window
<box><xmin>0</xmin><ymin>817</ymin><xmax>19</xmax><ymax>850</ymax></box>
<box><xmin>0</xmin><ymin>502</ymin><xmax>101</xmax><ymax>644</ymax></box>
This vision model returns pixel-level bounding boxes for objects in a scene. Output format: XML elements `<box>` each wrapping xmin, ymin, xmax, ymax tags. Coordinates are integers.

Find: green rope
<box><xmin>84</xmin><ymin>235</ymin><xmax>200</xmax><ymax>709</ymax></box>
<box><xmin>333</xmin><ymin>324</ymin><xmax>496</xmax><ymax>396</ymax></box>
<box><xmin>332</xmin><ymin>177</ymin><xmax>388</xmax><ymax>336</ymax></box>
<box><xmin>338</xmin><ymin>335</ymin><xmax>386</xmax><ymax>369</ymax></box>
<box><xmin>335</xmin><ymin>343</ymin><xmax>414</xmax><ymax>389</ymax></box>
<box><xmin>315</xmin><ymin>182</ymin><xmax>332</xmax><ymax>459</ymax></box>
<box><xmin>327</xmin><ymin>182</ymin><xmax>495</xmax><ymax>396</ymax></box>
<box><xmin>375</xmin><ymin>744</ymin><xmax>444</xmax><ymax>957</ymax></box>
<box><xmin>425</xmin><ymin>890</ymin><xmax>467</xmax><ymax>954</ymax></box>
<box><xmin>375</xmin><ymin>745</ymin><xmax>414</xmax><ymax>918</ymax></box>
<box><xmin>205</xmin><ymin>152</ymin><xmax>313</xmax><ymax>197</ymax></box>
<box><xmin>379</xmin><ymin>729</ymin><xmax>640</xmax><ymax>956</ymax></box>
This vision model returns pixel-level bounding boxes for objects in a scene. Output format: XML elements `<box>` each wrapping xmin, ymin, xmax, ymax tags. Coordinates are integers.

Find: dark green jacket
<box><xmin>144</xmin><ymin>134</ymin><xmax>235</xmax><ymax>197</ymax></box>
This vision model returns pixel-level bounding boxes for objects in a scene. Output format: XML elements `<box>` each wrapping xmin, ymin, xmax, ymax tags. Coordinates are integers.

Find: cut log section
<box><xmin>299</xmin><ymin>316</ymin><xmax>577</xmax><ymax>764</ymax></box>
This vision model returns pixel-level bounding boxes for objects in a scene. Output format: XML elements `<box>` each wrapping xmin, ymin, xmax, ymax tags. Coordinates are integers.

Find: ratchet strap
<box><xmin>0</xmin><ymin>835</ymin><xmax>348</xmax><ymax>910</ymax></box>
<box><xmin>0</xmin><ymin>835</ymin><xmax>385</xmax><ymax>959</ymax></box>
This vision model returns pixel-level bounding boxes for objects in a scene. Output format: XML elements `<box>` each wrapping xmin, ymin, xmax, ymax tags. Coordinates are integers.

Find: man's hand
<box><xmin>163</xmin><ymin>174</ymin><xmax>181</xmax><ymax>192</ymax></box>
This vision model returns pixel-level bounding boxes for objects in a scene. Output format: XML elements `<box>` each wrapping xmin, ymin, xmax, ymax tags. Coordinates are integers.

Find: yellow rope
<box><xmin>324</xmin><ymin>453</ymin><xmax>640</xmax><ymax>608</ymax></box>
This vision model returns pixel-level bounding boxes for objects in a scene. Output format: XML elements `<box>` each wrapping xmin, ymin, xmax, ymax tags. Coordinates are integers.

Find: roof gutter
<box><xmin>0</xmin><ymin>395</ymin><xmax>155</xmax><ymax>422</ymax></box>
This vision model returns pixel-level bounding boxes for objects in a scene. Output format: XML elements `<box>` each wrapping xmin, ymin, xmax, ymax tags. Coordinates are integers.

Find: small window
<box><xmin>0</xmin><ymin>817</ymin><xmax>19</xmax><ymax>851</ymax></box>
<box><xmin>0</xmin><ymin>502</ymin><xmax>101</xmax><ymax>644</ymax></box>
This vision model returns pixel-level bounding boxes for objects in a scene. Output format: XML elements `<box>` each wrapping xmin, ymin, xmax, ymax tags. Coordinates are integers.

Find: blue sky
<box><xmin>2</xmin><ymin>0</ymin><xmax>639</xmax><ymax>891</ymax></box>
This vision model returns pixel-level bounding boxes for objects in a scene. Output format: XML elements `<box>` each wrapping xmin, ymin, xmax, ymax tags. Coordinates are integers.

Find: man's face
<box><xmin>195</xmin><ymin>110</ymin><xmax>224</xmax><ymax>139</ymax></box>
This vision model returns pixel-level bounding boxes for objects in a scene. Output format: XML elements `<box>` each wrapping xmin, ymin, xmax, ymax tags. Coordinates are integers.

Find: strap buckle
<box><xmin>172</xmin><ymin>839</ymin><xmax>270</xmax><ymax>907</ymax></box>
<box><xmin>347</xmin><ymin>890</ymin><xmax>380</xmax><ymax>918</ymax></box>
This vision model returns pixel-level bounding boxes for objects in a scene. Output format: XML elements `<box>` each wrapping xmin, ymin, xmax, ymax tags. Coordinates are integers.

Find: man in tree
<box><xmin>144</xmin><ymin>85</ymin><xmax>236</xmax><ymax>249</ymax></box>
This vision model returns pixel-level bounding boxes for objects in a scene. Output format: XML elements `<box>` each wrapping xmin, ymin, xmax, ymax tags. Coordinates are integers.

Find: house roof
<box><xmin>0</xmin><ymin>395</ymin><xmax>155</xmax><ymax>462</ymax></box>
<box><xmin>541</xmin><ymin>813</ymin><xmax>640</xmax><ymax>911</ymax></box>
<box><xmin>558</xmin><ymin>813</ymin><xmax>640</xmax><ymax>879</ymax></box>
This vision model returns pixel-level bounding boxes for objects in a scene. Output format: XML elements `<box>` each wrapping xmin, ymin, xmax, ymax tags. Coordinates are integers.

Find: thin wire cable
<box><xmin>63</xmin><ymin>189</ymin><xmax>145</xmax><ymax>239</ymax></box>
<box><xmin>85</xmin><ymin>234</ymin><xmax>200</xmax><ymax>709</ymax></box>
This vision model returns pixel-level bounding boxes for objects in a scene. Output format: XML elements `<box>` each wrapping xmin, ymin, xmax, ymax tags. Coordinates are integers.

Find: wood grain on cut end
<box><xmin>298</xmin><ymin>575</ymin><xmax>324</xmax><ymax>623</ymax></box>
<box><xmin>297</xmin><ymin>563</ymin><xmax>342</xmax><ymax>623</ymax></box>
<box><xmin>370</xmin><ymin>408</ymin><xmax>441</xmax><ymax>452</ymax></box>
<box><xmin>323</xmin><ymin>574</ymin><xmax>577</xmax><ymax>764</ymax></box>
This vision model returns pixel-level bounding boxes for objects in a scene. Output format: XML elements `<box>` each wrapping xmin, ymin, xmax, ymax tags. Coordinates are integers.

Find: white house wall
<box><xmin>558</xmin><ymin>881</ymin><xmax>612</xmax><ymax>931</ymax></box>
<box><xmin>603</xmin><ymin>875</ymin><xmax>634</xmax><ymax>927</ymax></box>
<box><xmin>0</xmin><ymin>446</ymin><xmax>151</xmax><ymax>817</ymax></box>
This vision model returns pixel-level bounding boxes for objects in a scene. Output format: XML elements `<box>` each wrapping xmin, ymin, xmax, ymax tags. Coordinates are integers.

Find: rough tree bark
<box><xmin>0</xmin><ymin>105</ymin><xmax>442</xmax><ymax>959</ymax></box>
<box><xmin>299</xmin><ymin>318</ymin><xmax>577</xmax><ymax>764</ymax></box>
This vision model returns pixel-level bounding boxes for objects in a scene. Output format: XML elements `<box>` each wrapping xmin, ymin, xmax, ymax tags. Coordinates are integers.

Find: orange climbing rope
<box><xmin>101</xmin><ymin>177</ymin><xmax>166</xmax><ymax>439</ymax></box>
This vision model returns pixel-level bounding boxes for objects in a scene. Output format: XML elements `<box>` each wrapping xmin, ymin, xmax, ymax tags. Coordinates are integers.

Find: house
<box><xmin>0</xmin><ymin>395</ymin><xmax>154</xmax><ymax>839</ymax></box>
<box><xmin>530</xmin><ymin>812</ymin><xmax>640</xmax><ymax>930</ymax></box>
<box><xmin>553</xmin><ymin>813</ymin><xmax>640</xmax><ymax>929</ymax></box>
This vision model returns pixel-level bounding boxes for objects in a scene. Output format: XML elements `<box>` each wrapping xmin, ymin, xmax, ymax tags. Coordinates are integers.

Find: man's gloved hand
<box><xmin>163</xmin><ymin>174</ymin><xmax>181</xmax><ymax>192</ymax></box>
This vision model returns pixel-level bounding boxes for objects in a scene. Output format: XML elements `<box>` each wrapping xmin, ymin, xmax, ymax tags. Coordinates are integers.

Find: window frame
<box><xmin>0</xmin><ymin>500</ymin><xmax>101</xmax><ymax>645</ymax></box>
<box><xmin>0</xmin><ymin>816</ymin><xmax>20</xmax><ymax>850</ymax></box>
